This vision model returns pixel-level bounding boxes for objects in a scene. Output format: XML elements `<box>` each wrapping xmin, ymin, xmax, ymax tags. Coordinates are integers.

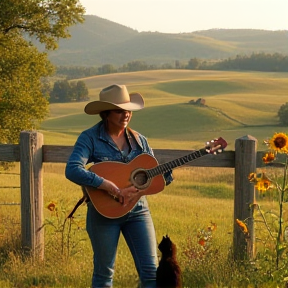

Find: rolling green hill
<box><xmin>40</xmin><ymin>70</ymin><xmax>288</xmax><ymax>150</ymax></box>
<box><xmin>45</xmin><ymin>15</ymin><xmax>288</xmax><ymax>67</ymax></box>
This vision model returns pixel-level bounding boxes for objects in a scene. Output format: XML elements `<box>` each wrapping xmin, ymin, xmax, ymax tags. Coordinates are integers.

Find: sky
<box><xmin>79</xmin><ymin>0</ymin><xmax>288</xmax><ymax>33</ymax></box>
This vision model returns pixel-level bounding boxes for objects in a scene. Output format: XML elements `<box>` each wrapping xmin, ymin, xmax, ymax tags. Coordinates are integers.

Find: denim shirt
<box><xmin>65</xmin><ymin>121</ymin><xmax>173</xmax><ymax>188</ymax></box>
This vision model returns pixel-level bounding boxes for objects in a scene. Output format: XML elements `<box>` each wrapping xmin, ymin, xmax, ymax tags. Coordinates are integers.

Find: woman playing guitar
<box><xmin>65</xmin><ymin>84</ymin><xmax>173</xmax><ymax>288</ymax></box>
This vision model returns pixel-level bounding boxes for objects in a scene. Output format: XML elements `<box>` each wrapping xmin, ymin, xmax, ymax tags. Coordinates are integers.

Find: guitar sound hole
<box><xmin>133</xmin><ymin>171</ymin><xmax>148</xmax><ymax>186</ymax></box>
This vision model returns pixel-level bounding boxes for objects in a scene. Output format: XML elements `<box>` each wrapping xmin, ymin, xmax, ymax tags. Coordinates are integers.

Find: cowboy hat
<box><xmin>84</xmin><ymin>84</ymin><xmax>144</xmax><ymax>115</ymax></box>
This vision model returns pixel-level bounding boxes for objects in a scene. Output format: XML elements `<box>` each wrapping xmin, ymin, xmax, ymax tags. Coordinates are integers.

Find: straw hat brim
<box><xmin>84</xmin><ymin>92</ymin><xmax>144</xmax><ymax>115</ymax></box>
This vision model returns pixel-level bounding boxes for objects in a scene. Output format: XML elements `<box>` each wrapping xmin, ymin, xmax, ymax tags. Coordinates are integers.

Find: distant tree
<box><xmin>0</xmin><ymin>0</ymin><xmax>85</xmax><ymax>145</ymax></box>
<box><xmin>278</xmin><ymin>102</ymin><xmax>288</xmax><ymax>126</ymax></box>
<box><xmin>161</xmin><ymin>63</ymin><xmax>174</xmax><ymax>69</ymax></box>
<box><xmin>187</xmin><ymin>58</ymin><xmax>200</xmax><ymax>69</ymax></box>
<box><xmin>49</xmin><ymin>80</ymin><xmax>89</xmax><ymax>103</ymax></box>
<box><xmin>98</xmin><ymin>64</ymin><xmax>116</xmax><ymax>74</ymax></box>
<box><xmin>50</xmin><ymin>80</ymin><xmax>71</xmax><ymax>103</ymax></box>
<box><xmin>175</xmin><ymin>60</ymin><xmax>180</xmax><ymax>69</ymax></box>
<box><xmin>127</xmin><ymin>61</ymin><xmax>148</xmax><ymax>71</ymax></box>
<box><xmin>75</xmin><ymin>81</ymin><xmax>89</xmax><ymax>101</ymax></box>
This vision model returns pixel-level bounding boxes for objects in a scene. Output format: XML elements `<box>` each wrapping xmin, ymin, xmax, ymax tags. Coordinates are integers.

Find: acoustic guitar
<box><xmin>86</xmin><ymin>137</ymin><xmax>227</xmax><ymax>218</ymax></box>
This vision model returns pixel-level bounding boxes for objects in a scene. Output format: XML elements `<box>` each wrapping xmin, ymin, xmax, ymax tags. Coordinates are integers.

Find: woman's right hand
<box><xmin>98</xmin><ymin>179</ymin><xmax>141</xmax><ymax>206</ymax></box>
<box><xmin>98</xmin><ymin>179</ymin><xmax>123</xmax><ymax>203</ymax></box>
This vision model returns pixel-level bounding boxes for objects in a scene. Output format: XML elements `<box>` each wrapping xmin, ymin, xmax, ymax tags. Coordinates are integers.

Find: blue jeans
<box><xmin>86</xmin><ymin>197</ymin><xmax>158</xmax><ymax>288</ymax></box>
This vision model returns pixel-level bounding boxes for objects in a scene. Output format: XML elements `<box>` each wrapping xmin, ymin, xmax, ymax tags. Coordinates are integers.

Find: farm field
<box><xmin>40</xmin><ymin>69</ymin><xmax>288</xmax><ymax>151</ymax></box>
<box><xmin>1</xmin><ymin>70</ymin><xmax>288</xmax><ymax>287</ymax></box>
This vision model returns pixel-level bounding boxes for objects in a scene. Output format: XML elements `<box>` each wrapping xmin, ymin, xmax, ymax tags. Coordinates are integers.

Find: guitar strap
<box><xmin>67</xmin><ymin>186</ymin><xmax>89</xmax><ymax>219</ymax></box>
<box><xmin>127</xmin><ymin>127</ymin><xmax>143</xmax><ymax>151</ymax></box>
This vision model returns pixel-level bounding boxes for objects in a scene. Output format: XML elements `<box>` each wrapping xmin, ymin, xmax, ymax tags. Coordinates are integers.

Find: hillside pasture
<box><xmin>41</xmin><ymin>70</ymin><xmax>288</xmax><ymax>149</ymax></box>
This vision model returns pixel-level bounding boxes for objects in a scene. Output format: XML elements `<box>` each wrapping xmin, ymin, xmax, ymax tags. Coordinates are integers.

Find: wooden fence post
<box><xmin>20</xmin><ymin>131</ymin><xmax>44</xmax><ymax>261</ymax></box>
<box><xmin>233</xmin><ymin>135</ymin><xmax>257</xmax><ymax>260</ymax></box>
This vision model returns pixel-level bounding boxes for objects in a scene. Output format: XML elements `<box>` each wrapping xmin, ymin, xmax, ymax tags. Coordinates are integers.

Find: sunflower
<box><xmin>248</xmin><ymin>172</ymin><xmax>272</xmax><ymax>192</ymax></box>
<box><xmin>269</xmin><ymin>132</ymin><xmax>288</xmax><ymax>153</ymax></box>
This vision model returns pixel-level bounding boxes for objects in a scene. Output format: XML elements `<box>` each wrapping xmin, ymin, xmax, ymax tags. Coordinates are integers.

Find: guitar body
<box><xmin>86</xmin><ymin>154</ymin><xmax>165</xmax><ymax>219</ymax></box>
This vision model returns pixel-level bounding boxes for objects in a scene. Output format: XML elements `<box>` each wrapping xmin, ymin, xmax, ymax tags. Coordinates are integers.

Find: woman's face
<box><xmin>107</xmin><ymin>109</ymin><xmax>132</xmax><ymax>130</ymax></box>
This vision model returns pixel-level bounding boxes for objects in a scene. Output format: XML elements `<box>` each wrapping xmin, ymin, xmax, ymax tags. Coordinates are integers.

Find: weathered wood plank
<box><xmin>154</xmin><ymin>149</ymin><xmax>235</xmax><ymax>167</ymax></box>
<box><xmin>233</xmin><ymin>135</ymin><xmax>257</xmax><ymax>260</ymax></box>
<box><xmin>42</xmin><ymin>145</ymin><xmax>74</xmax><ymax>163</ymax></box>
<box><xmin>41</xmin><ymin>145</ymin><xmax>236</xmax><ymax>167</ymax></box>
<box><xmin>0</xmin><ymin>144</ymin><xmax>20</xmax><ymax>161</ymax></box>
<box><xmin>20</xmin><ymin>131</ymin><xmax>44</xmax><ymax>261</ymax></box>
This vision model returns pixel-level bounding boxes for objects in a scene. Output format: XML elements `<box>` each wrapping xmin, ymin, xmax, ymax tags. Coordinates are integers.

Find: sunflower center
<box><xmin>274</xmin><ymin>137</ymin><xmax>287</xmax><ymax>149</ymax></box>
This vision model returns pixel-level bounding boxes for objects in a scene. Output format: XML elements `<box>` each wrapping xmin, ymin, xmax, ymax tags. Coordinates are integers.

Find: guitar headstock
<box><xmin>205</xmin><ymin>137</ymin><xmax>227</xmax><ymax>154</ymax></box>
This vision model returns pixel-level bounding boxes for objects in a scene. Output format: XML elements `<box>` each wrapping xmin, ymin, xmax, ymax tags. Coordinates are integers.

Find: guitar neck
<box><xmin>147</xmin><ymin>148</ymin><xmax>208</xmax><ymax>178</ymax></box>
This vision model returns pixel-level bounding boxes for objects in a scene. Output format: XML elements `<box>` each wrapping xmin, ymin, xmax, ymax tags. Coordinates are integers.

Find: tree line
<box><xmin>56</xmin><ymin>52</ymin><xmax>288</xmax><ymax>80</ymax></box>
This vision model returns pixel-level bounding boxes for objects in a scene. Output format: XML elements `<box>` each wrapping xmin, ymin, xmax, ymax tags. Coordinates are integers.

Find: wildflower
<box><xmin>208</xmin><ymin>221</ymin><xmax>217</xmax><ymax>232</ymax></box>
<box><xmin>236</xmin><ymin>219</ymin><xmax>249</xmax><ymax>236</ymax></box>
<box><xmin>248</xmin><ymin>172</ymin><xmax>272</xmax><ymax>192</ymax></box>
<box><xmin>268</xmin><ymin>132</ymin><xmax>288</xmax><ymax>153</ymax></box>
<box><xmin>47</xmin><ymin>201</ymin><xmax>57</xmax><ymax>212</ymax></box>
<box><xmin>262</xmin><ymin>151</ymin><xmax>276</xmax><ymax>164</ymax></box>
<box><xmin>248</xmin><ymin>172</ymin><xmax>257</xmax><ymax>183</ymax></box>
<box><xmin>198</xmin><ymin>238</ymin><xmax>205</xmax><ymax>246</ymax></box>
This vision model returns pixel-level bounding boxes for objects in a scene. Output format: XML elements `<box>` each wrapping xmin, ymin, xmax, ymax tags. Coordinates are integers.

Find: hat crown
<box><xmin>100</xmin><ymin>84</ymin><xmax>130</xmax><ymax>104</ymax></box>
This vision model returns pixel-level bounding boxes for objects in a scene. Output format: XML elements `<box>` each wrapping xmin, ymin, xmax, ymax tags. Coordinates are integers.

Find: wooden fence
<box><xmin>0</xmin><ymin>131</ymin><xmax>262</xmax><ymax>261</ymax></box>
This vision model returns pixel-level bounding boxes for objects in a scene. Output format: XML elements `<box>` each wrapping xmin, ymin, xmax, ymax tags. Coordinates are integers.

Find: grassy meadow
<box><xmin>1</xmin><ymin>69</ymin><xmax>288</xmax><ymax>287</ymax></box>
<box><xmin>40</xmin><ymin>69</ymin><xmax>288</xmax><ymax>149</ymax></box>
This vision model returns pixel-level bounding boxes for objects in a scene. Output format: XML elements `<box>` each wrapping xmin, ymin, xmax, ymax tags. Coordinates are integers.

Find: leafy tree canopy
<box><xmin>0</xmin><ymin>0</ymin><xmax>85</xmax><ymax>50</ymax></box>
<box><xmin>0</xmin><ymin>0</ymin><xmax>85</xmax><ymax>144</ymax></box>
<box><xmin>278</xmin><ymin>102</ymin><xmax>288</xmax><ymax>126</ymax></box>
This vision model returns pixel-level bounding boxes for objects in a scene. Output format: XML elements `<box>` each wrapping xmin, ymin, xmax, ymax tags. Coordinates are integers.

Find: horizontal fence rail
<box><xmin>1</xmin><ymin>143</ymin><xmax>268</xmax><ymax>167</ymax></box>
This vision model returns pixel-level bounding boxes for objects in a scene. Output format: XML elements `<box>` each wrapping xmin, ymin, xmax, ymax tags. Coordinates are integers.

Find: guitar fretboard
<box><xmin>146</xmin><ymin>148</ymin><xmax>208</xmax><ymax>178</ymax></box>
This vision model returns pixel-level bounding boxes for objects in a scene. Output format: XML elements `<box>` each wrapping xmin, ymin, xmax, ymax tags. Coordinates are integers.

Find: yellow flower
<box><xmin>248</xmin><ymin>172</ymin><xmax>257</xmax><ymax>183</ymax></box>
<box><xmin>262</xmin><ymin>151</ymin><xmax>276</xmax><ymax>164</ymax></box>
<box><xmin>269</xmin><ymin>132</ymin><xmax>288</xmax><ymax>153</ymax></box>
<box><xmin>208</xmin><ymin>222</ymin><xmax>217</xmax><ymax>232</ymax></box>
<box><xmin>236</xmin><ymin>219</ymin><xmax>249</xmax><ymax>235</ymax></box>
<box><xmin>248</xmin><ymin>172</ymin><xmax>272</xmax><ymax>192</ymax></box>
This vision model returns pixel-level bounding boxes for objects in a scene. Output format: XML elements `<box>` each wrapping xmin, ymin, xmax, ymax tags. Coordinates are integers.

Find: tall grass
<box><xmin>0</xmin><ymin>163</ymin><xmax>236</xmax><ymax>288</ymax></box>
<box><xmin>2</xmin><ymin>163</ymin><xmax>286</xmax><ymax>287</ymax></box>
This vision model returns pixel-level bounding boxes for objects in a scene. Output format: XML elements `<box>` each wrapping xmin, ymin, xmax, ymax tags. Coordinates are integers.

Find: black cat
<box><xmin>156</xmin><ymin>235</ymin><xmax>182</xmax><ymax>288</ymax></box>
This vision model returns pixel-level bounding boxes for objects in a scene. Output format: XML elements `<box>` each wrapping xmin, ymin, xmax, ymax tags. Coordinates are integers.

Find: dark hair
<box><xmin>99</xmin><ymin>110</ymin><xmax>110</xmax><ymax>129</ymax></box>
<box><xmin>99</xmin><ymin>110</ymin><xmax>110</xmax><ymax>120</ymax></box>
